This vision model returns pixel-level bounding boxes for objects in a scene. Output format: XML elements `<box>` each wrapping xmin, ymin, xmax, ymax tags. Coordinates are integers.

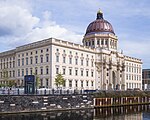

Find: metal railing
<box><xmin>0</xmin><ymin>88</ymin><xmax>95</xmax><ymax>95</ymax></box>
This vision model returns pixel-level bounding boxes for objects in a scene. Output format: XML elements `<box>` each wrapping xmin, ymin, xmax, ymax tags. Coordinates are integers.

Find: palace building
<box><xmin>0</xmin><ymin>10</ymin><xmax>142</xmax><ymax>90</ymax></box>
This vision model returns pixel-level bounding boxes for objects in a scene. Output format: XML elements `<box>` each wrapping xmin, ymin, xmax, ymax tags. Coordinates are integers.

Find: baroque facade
<box><xmin>0</xmin><ymin>10</ymin><xmax>142</xmax><ymax>90</ymax></box>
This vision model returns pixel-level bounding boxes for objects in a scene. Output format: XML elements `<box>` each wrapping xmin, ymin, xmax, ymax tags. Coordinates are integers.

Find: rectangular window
<box><xmin>75</xmin><ymin>58</ymin><xmax>78</xmax><ymax>65</ymax></box>
<box><xmin>18</xmin><ymin>69</ymin><xmax>20</xmax><ymax>77</ymax></box>
<box><xmin>35</xmin><ymin>68</ymin><xmax>38</xmax><ymax>75</ymax></box>
<box><xmin>40</xmin><ymin>79</ymin><xmax>43</xmax><ymax>87</ymax></box>
<box><xmin>69</xmin><ymin>58</ymin><xmax>72</xmax><ymax>64</ymax></box>
<box><xmin>46</xmin><ymin>67</ymin><xmax>49</xmax><ymax>74</ymax></box>
<box><xmin>56</xmin><ymin>68</ymin><xmax>59</xmax><ymax>74</ymax></box>
<box><xmin>26</xmin><ymin>58</ymin><xmax>28</xmax><ymax>65</ymax></box>
<box><xmin>63</xmin><ymin>68</ymin><xmax>66</xmax><ymax>75</ymax></box>
<box><xmin>86</xmin><ymin>60</ymin><xmax>89</xmax><ymax>66</ymax></box>
<box><xmin>86</xmin><ymin>71</ymin><xmax>89</xmax><ymax>77</ymax></box>
<box><xmin>30</xmin><ymin>57</ymin><xmax>33</xmax><ymax>64</ymax></box>
<box><xmin>56</xmin><ymin>56</ymin><xmax>59</xmax><ymax>62</ymax></box>
<box><xmin>13</xmin><ymin>70</ymin><xmax>15</xmax><ymax>77</ymax></box>
<box><xmin>18</xmin><ymin>59</ymin><xmax>20</xmax><ymax>66</ymax></box>
<box><xmin>97</xmin><ymin>40</ymin><xmax>100</xmax><ymax>45</ymax></box>
<box><xmin>81</xmin><ymin>81</ymin><xmax>83</xmax><ymax>88</ymax></box>
<box><xmin>22</xmin><ymin>69</ymin><xmax>24</xmax><ymax>76</ymax></box>
<box><xmin>81</xmin><ymin>59</ymin><xmax>83</xmax><ymax>66</ymax></box>
<box><xmin>75</xmin><ymin>69</ymin><xmax>78</xmax><ymax>76</ymax></box>
<box><xmin>91</xmin><ymin>61</ymin><xmax>94</xmax><ymax>67</ymax></box>
<box><xmin>30</xmin><ymin>68</ymin><xmax>33</xmax><ymax>75</ymax></box>
<box><xmin>91</xmin><ymin>81</ymin><xmax>94</xmax><ymax>86</ymax></box>
<box><xmin>35</xmin><ymin>56</ymin><xmax>38</xmax><ymax>64</ymax></box>
<box><xmin>63</xmin><ymin>57</ymin><xmax>66</xmax><ymax>63</ymax></box>
<box><xmin>46</xmin><ymin>55</ymin><xmax>49</xmax><ymax>62</ymax></box>
<box><xmin>46</xmin><ymin>79</ymin><xmax>49</xmax><ymax>87</ymax></box>
<box><xmin>26</xmin><ymin>68</ymin><xmax>28</xmax><ymax>75</ymax></box>
<box><xmin>69</xmin><ymin>80</ymin><xmax>72</xmax><ymax>88</ymax></box>
<box><xmin>86</xmin><ymin>81</ymin><xmax>89</xmax><ymax>86</ymax></box>
<box><xmin>41</xmin><ymin>55</ymin><xmax>43</xmax><ymax>63</ymax></box>
<box><xmin>22</xmin><ymin>58</ymin><xmax>24</xmax><ymax>66</ymax></box>
<box><xmin>40</xmin><ymin>67</ymin><xmax>43</xmax><ymax>75</ymax></box>
<box><xmin>75</xmin><ymin>80</ymin><xmax>78</xmax><ymax>87</ymax></box>
<box><xmin>81</xmin><ymin>70</ymin><xmax>83</xmax><ymax>76</ymax></box>
<box><xmin>69</xmin><ymin>69</ymin><xmax>72</xmax><ymax>75</ymax></box>
<box><xmin>91</xmin><ymin>71</ymin><xmax>94</xmax><ymax>77</ymax></box>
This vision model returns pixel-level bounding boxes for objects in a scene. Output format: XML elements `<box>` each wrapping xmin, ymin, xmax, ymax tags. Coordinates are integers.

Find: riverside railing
<box><xmin>0</xmin><ymin>88</ymin><xmax>95</xmax><ymax>95</ymax></box>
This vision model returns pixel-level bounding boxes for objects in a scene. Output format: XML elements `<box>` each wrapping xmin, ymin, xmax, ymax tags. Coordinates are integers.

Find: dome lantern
<box><xmin>97</xmin><ymin>9</ymin><xmax>103</xmax><ymax>19</ymax></box>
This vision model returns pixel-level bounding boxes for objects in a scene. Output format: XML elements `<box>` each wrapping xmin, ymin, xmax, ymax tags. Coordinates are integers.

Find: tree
<box><xmin>55</xmin><ymin>73</ymin><xmax>65</xmax><ymax>89</ymax></box>
<box><xmin>1</xmin><ymin>69</ymin><xmax>15</xmax><ymax>87</ymax></box>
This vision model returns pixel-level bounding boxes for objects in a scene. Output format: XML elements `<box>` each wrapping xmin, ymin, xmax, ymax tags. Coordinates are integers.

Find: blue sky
<box><xmin>0</xmin><ymin>0</ymin><xmax>150</xmax><ymax>68</ymax></box>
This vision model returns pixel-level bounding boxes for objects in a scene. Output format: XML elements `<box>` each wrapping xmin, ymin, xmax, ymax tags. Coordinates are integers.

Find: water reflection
<box><xmin>0</xmin><ymin>105</ymin><xmax>150</xmax><ymax>120</ymax></box>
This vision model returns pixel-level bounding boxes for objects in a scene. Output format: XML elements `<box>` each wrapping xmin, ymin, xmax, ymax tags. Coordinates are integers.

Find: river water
<box><xmin>0</xmin><ymin>105</ymin><xmax>150</xmax><ymax>120</ymax></box>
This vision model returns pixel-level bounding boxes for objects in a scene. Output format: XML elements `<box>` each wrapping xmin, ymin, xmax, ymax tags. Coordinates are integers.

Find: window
<box><xmin>30</xmin><ymin>68</ymin><xmax>33</xmax><ymax>75</ymax></box>
<box><xmin>26</xmin><ymin>68</ymin><xmax>28</xmax><ymax>75</ymax></box>
<box><xmin>9</xmin><ymin>71</ymin><xmax>11</xmax><ymax>77</ymax></box>
<box><xmin>46</xmin><ymin>67</ymin><xmax>49</xmax><ymax>74</ymax></box>
<box><xmin>30</xmin><ymin>57</ymin><xmax>33</xmax><ymax>64</ymax></box>
<box><xmin>22</xmin><ymin>58</ymin><xmax>24</xmax><ymax>66</ymax></box>
<box><xmin>30</xmin><ymin>52</ymin><xmax>32</xmax><ymax>55</ymax></box>
<box><xmin>86</xmin><ymin>60</ymin><xmax>89</xmax><ymax>66</ymax></box>
<box><xmin>35</xmin><ymin>56</ymin><xmax>38</xmax><ymax>64</ymax></box>
<box><xmin>46</xmin><ymin>79</ymin><xmax>49</xmax><ymax>87</ymax></box>
<box><xmin>101</xmin><ymin>39</ymin><xmax>104</xmax><ymax>45</ymax></box>
<box><xmin>40</xmin><ymin>67</ymin><xmax>43</xmax><ymax>75</ymax></box>
<box><xmin>35</xmin><ymin>67</ymin><xmax>38</xmax><ymax>75</ymax></box>
<box><xmin>26</xmin><ymin>58</ymin><xmax>28</xmax><ymax>65</ymax></box>
<box><xmin>80</xmin><ymin>70</ymin><xmax>84</xmax><ymax>76</ymax></box>
<box><xmin>92</xmin><ymin>40</ymin><xmax>94</xmax><ymax>45</ymax></box>
<box><xmin>91</xmin><ymin>81</ymin><xmax>94</xmax><ymax>86</ymax></box>
<box><xmin>75</xmin><ymin>58</ymin><xmax>78</xmax><ymax>65</ymax></box>
<box><xmin>18</xmin><ymin>69</ymin><xmax>20</xmax><ymax>77</ymax></box>
<box><xmin>81</xmin><ymin>59</ymin><xmax>83</xmax><ymax>66</ymax></box>
<box><xmin>63</xmin><ymin>68</ymin><xmax>66</xmax><ymax>75</ymax></box>
<box><xmin>56</xmin><ymin>48</ymin><xmax>59</xmax><ymax>52</ymax></box>
<box><xmin>36</xmin><ymin>51</ymin><xmax>38</xmax><ymax>54</ymax></box>
<box><xmin>56</xmin><ymin>68</ymin><xmax>59</xmax><ymax>74</ymax></box>
<box><xmin>86</xmin><ymin>81</ymin><xmax>89</xmax><ymax>86</ymax></box>
<box><xmin>63</xmin><ymin>57</ymin><xmax>66</xmax><ymax>63</ymax></box>
<box><xmin>86</xmin><ymin>71</ymin><xmax>89</xmax><ymax>77</ymax></box>
<box><xmin>40</xmin><ymin>79</ymin><xmax>43</xmax><ymax>87</ymax></box>
<box><xmin>46</xmin><ymin>55</ymin><xmax>49</xmax><ymax>62</ymax></box>
<box><xmin>75</xmin><ymin>80</ymin><xmax>78</xmax><ymax>87</ymax></box>
<box><xmin>91</xmin><ymin>71</ymin><xmax>94</xmax><ymax>77</ymax></box>
<box><xmin>69</xmin><ymin>57</ymin><xmax>72</xmax><ymax>64</ymax></box>
<box><xmin>41</xmin><ymin>50</ymin><xmax>43</xmax><ymax>53</ymax></box>
<box><xmin>40</xmin><ymin>55</ymin><xmax>43</xmax><ymax>63</ymax></box>
<box><xmin>75</xmin><ymin>69</ymin><xmax>78</xmax><ymax>76</ymax></box>
<box><xmin>86</xmin><ymin>42</ymin><xmax>88</xmax><ymax>46</ymax></box>
<box><xmin>46</xmin><ymin>48</ymin><xmax>49</xmax><ymax>52</ymax></box>
<box><xmin>91</xmin><ymin>61</ymin><xmax>94</xmax><ymax>67</ymax></box>
<box><xmin>26</xmin><ymin>53</ymin><xmax>28</xmax><ymax>56</ymax></box>
<box><xmin>18</xmin><ymin>59</ymin><xmax>20</xmax><ymax>66</ymax></box>
<box><xmin>13</xmin><ymin>70</ymin><xmax>15</xmax><ymax>77</ymax></box>
<box><xmin>56</xmin><ymin>56</ymin><xmax>59</xmax><ymax>62</ymax></box>
<box><xmin>69</xmin><ymin>69</ymin><xmax>72</xmax><ymax>75</ymax></box>
<box><xmin>22</xmin><ymin>69</ymin><xmax>24</xmax><ymax>76</ymax></box>
<box><xmin>81</xmin><ymin>81</ymin><xmax>83</xmax><ymax>88</ymax></box>
<box><xmin>13</xmin><ymin>61</ymin><xmax>15</xmax><ymax>68</ymax></box>
<box><xmin>69</xmin><ymin>80</ymin><xmax>72</xmax><ymax>88</ymax></box>
<box><xmin>97</xmin><ymin>40</ymin><xmax>100</xmax><ymax>45</ymax></box>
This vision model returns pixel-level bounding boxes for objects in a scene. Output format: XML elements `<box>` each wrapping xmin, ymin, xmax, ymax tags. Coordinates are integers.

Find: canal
<box><xmin>0</xmin><ymin>105</ymin><xmax>150</xmax><ymax>120</ymax></box>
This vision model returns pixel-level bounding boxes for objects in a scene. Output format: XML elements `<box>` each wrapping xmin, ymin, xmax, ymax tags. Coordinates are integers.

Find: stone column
<box><xmin>108</xmin><ymin>63</ymin><xmax>113</xmax><ymax>90</ymax></box>
<box><xmin>117</xmin><ymin>64</ymin><xmax>120</xmax><ymax>90</ymax></box>
<box><xmin>103</xmin><ymin>64</ymin><xmax>107</xmax><ymax>90</ymax></box>
<box><xmin>121</xmin><ymin>64</ymin><xmax>125</xmax><ymax>90</ymax></box>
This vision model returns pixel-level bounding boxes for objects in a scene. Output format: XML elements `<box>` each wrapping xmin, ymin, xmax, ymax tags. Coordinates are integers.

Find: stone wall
<box><xmin>0</xmin><ymin>95</ymin><xmax>94</xmax><ymax>114</ymax></box>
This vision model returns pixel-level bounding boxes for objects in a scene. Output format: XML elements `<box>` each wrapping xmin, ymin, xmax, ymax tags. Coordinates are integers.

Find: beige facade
<box><xmin>0</xmin><ymin>10</ymin><xmax>142</xmax><ymax>90</ymax></box>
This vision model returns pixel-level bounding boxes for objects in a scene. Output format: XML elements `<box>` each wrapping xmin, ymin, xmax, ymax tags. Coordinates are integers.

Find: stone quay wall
<box><xmin>0</xmin><ymin>95</ymin><xmax>94</xmax><ymax>114</ymax></box>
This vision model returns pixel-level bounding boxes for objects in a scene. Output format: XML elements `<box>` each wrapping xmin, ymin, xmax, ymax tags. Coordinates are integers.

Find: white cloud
<box><xmin>0</xmin><ymin>1</ymin><xmax>83</xmax><ymax>51</ymax></box>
